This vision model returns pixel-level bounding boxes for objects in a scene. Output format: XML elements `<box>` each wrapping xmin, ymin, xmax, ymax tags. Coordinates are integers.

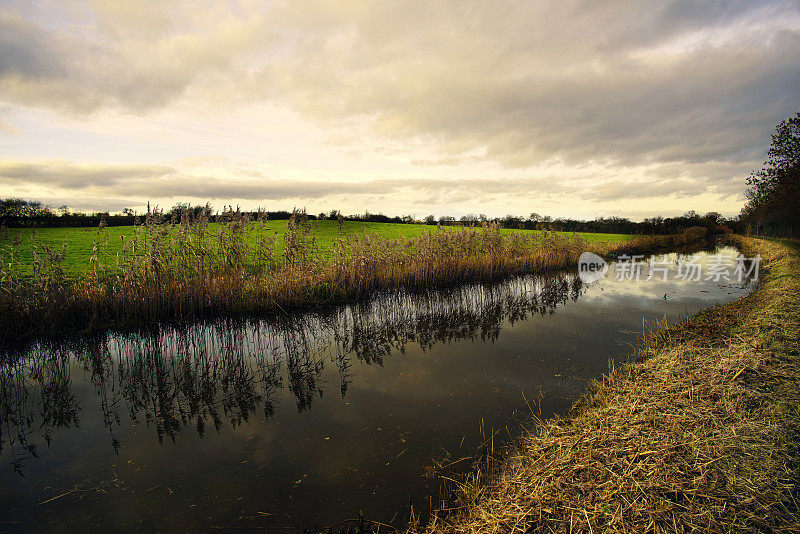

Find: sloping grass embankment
<box><xmin>420</xmin><ymin>236</ymin><xmax>800</xmax><ymax>532</ymax></box>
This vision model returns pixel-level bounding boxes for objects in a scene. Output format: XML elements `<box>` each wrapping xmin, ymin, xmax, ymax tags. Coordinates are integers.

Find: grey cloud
<box><xmin>0</xmin><ymin>13</ymin><xmax>65</xmax><ymax>78</ymax></box>
<box><xmin>112</xmin><ymin>176</ymin><xmax>376</xmax><ymax>200</ymax></box>
<box><xmin>588</xmin><ymin>176</ymin><xmax>745</xmax><ymax>202</ymax></box>
<box><xmin>596</xmin><ymin>0</ymin><xmax>779</xmax><ymax>52</ymax></box>
<box><xmin>0</xmin><ymin>161</ymin><xmax>177</xmax><ymax>188</ymax></box>
<box><xmin>1</xmin><ymin>0</ymin><xmax>798</xmax><ymax>180</ymax></box>
<box><xmin>0</xmin><ymin>160</ymin><xmax>571</xmax><ymax>202</ymax></box>
<box><xmin>0</xmin><ymin>5</ymin><xmax>270</xmax><ymax>113</ymax></box>
<box><xmin>263</xmin><ymin>0</ymin><xmax>800</xmax><ymax>169</ymax></box>
<box><xmin>590</xmin><ymin>179</ymin><xmax>708</xmax><ymax>201</ymax></box>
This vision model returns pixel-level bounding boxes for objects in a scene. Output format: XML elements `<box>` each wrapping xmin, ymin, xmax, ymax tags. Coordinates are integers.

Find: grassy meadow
<box><xmin>0</xmin><ymin>220</ymin><xmax>635</xmax><ymax>278</ymax></box>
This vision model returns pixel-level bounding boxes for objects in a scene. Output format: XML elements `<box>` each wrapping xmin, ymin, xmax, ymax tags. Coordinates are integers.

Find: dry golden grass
<box><xmin>418</xmin><ymin>236</ymin><xmax>800</xmax><ymax>533</ymax></box>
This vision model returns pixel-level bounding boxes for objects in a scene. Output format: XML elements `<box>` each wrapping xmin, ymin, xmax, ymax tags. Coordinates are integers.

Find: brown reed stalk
<box><xmin>0</xmin><ymin>215</ymin><xmax>705</xmax><ymax>345</ymax></box>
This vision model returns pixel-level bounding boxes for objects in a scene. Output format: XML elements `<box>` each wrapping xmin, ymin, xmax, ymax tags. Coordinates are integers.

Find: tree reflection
<box><xmin>0</xmin><ymin>272</ymin><xmax>581</xmax><ymax>474</ymax></box>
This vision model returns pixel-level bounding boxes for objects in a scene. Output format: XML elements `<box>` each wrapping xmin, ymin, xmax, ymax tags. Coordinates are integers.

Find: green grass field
<box><xmin>0</xmin><ymin>221</ymin><xmax>635</xmax><ymax>277</ymax></box>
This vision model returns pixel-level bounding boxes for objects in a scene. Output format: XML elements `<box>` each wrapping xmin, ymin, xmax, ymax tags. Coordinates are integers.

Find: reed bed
<box><xmin>0</xmin><ymin>209</ymin><xmax>704</xmax><ymax>345</ymax></box>
<box><xmin>417</xmin><ymin>236</ymin><xmax>800</xmax><ymax>533</ymax></box>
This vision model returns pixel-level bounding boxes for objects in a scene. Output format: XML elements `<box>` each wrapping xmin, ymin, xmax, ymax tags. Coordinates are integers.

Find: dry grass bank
<box><xmin>419</xmin><ymin>236</ymin><xmax>800</xmax><ymax>533</ymax></box>
<box><xmin>0</xmin><ymin>210</ymin><xmax>704</xmax><ymax>345</ymax></box>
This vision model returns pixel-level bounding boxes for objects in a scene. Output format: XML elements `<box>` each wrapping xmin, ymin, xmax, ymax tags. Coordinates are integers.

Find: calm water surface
<box><xmin>0</xmin><ymin>246</ymin><xmax>755</xmax><ymax>531</ymax></box>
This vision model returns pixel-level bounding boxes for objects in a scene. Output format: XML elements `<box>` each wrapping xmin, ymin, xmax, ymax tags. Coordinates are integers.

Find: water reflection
<box><xmin>0</xmin><ymin>348</ymin><xmax>79</xmax><ymax>476</ymax></box>
<box><xmin>1</xmin><ymin>273</ymin><xmax>582</xmax><ymax>475</ymax></box>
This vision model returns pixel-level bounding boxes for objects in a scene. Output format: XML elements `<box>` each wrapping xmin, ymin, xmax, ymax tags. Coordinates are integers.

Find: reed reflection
<box><xmin>0</xmin><ymin>272</ymin><xmax>581</xmax><ymax>474</ymax></box>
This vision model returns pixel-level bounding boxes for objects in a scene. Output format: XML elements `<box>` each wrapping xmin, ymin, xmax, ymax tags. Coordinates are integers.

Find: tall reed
<box><xmin>0</xmin><ymin>210</ymin><xmax>706</xmax><ymax>345</ymax></box>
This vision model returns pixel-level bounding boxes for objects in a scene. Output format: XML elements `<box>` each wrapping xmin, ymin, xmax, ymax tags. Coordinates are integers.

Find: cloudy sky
<box><xmin>1</xmin><ymin>0</ymin><xmax>799</xmax><ymax>220</ymax></box>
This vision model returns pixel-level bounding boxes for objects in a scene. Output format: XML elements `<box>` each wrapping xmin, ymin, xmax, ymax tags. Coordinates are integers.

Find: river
<box><xmin>0</xmin><ymin>244</ymin><xmax>756</xmax><ymax>531</ymax></box>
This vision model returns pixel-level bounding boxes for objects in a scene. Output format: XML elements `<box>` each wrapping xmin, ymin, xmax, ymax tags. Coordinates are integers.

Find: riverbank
<box><xmin>419</xmin><ymin>236</ymin><xmax>800</xmax><ymax>532</ymax></box>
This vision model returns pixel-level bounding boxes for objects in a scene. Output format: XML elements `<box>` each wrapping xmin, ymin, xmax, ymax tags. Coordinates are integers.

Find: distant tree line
<box><xmin>426</xmin><ymin>211</ymin><xmax>736</xmax><ymax>235</ymax></box>
<box><xmin>0</xmin><ymin>198</ymin><xmax>737</xmax><ymax>236</ymax></box>
<box><xmin>0</xmin><ymin>201</ymin><xmax>418</xmax><ymax>228</ymax></box>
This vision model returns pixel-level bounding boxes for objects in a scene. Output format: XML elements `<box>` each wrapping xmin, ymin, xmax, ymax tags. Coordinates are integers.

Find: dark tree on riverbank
<box><xmin>742</xmin><ymin>112</ymin><xmax>800</xmax><ymax>237</ymax></box>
